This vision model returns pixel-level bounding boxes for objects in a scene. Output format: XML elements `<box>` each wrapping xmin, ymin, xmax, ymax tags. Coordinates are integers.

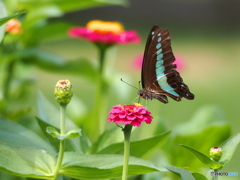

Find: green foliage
<box><xmin>0</xmin><ymin>0</ymin><xmax>7</xmax><ymax>43</ymax></box>
<box><xmin>0</xmin><ymin>119</ymin><xmax>56</xmax><ymax>178</ymax></box>
<box><xmin>46</xmin><ymin>126</ymin><xmax>82</xmax><ymax>140</ymax></box>
<box><xmin>180</xmin><ymin>145</ymin><xmax>223</xmax><ymax>170</ymax></box>
<box><xmin>161</xmin><ymin>105</ymin><xmax>230</xmax><ymax>172</ymax></box>
<box><xmin>97</xmin><ymin>131</ymin><xmax>171</xmax><ymax>159</ymax></box>
<box><xmin>180</xmin><ymin>133</ymin><xmax>240</xmax><ymax>171</ymax></box>
<box><xmin>0</xmin><ymin>1</ymin><xmax>25</xmax><ymax>43</ymax></box>
<box><xmin>0</xmin><ymin>12</ymin><xmax>25</xmax><ymax>26</ymax></box>
<box><xmin>18</xmin><ymin>0</ymin><xmax>129</xmax><ymax>14</ymax></box>
<box><xmin>37</xmin><ymin>92</ymin><xmax>84</xmax><ymax>152</ymax></box>
<box><xmin>219</xmin><ymin>133</ymin><xmax>240</xmax><ymax>165</ymax></box>
<box><xmin>0</xmin><ymin>118</ymin><xmax>162</xmax><ymax>179</ymax></box>
<box><xmin>164</xmin><ymin>165</ymin><xmax>208</xmax><ymax>180</ymax></box>
<box><xmin>61</xmin><ymin>153</ymin><xmax>161</xmax><ymax>179</ymax></box>
<box><xmin>0</xmin><ymin>0</ymin><xmax>126</xmax><ymax>107</ymax></box>
<box><xmin>20</xmin><ymin>48</ymin><xmax>97</xmax><ymax>79</ymax></box>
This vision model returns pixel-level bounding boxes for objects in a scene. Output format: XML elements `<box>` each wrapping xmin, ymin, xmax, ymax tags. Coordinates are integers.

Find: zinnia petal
<box><xmin>126</xmin><ymin>115</ymin><xmax>136</xmax><ymax>121</ymax></box>
<box><xmin>131</xmin><ymin>120</ymin><xmax>141</xmax><ymax>127</ymax></box>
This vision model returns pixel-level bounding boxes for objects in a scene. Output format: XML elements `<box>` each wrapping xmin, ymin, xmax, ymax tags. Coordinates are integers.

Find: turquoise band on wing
<box><xmin>155</xmin><ymin>34</ymin><xmax>179</xmax><ymax>97</ymax></box>
<box><xmin>157</xmin><ymin>75</ymin><xmax>179</xmax><ymax>96</ymax></box>
<box><xmin>156</xmin><ymin>43</ymin><xmax>161</xmax><ymax>49</ymax></box>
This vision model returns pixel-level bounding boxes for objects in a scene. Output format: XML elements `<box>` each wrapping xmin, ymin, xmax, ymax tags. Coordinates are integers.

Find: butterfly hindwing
<box><xmin>139</xmin><ymin>25</ymin><xmax>194</xmax><ymax>102</ymax></box>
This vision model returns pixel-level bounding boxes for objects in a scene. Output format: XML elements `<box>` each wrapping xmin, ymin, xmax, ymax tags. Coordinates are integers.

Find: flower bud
<box><xmin>54</xmin><ymin>80</ymin><xmax>73</xmax><ymax>105</ymax></box>
<box><xmin>210</xmin><ymin>147</ymin><xmax>222</xmax><ymax>162</ymax></box>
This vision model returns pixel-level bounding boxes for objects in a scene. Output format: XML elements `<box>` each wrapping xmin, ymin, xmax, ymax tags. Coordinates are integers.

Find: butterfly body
<box><xmin>138</xmin><ymin>25</ymin><xmax>194</xmax><ymax>103</ymax></box>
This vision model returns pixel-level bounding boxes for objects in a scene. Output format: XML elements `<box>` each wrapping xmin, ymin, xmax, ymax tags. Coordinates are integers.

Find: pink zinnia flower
<box><xmin>108</xmin><ymin>103</ymin><xmax>153</xmax><ymax>127</ymax></box>
<box><xmin>68</xmin><ymin>20</ymin><xmax>140</xmax><ymax>45</ymax></box>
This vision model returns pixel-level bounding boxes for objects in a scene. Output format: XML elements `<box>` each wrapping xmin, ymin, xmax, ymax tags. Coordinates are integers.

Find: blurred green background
<box><xmin>38</xmin><ymin>0</ymin><xmax>240</xmax><ymax>133</ymax></box>
<box><xmin>37</xmin><ymin>0</ymin><xmax>240</xmax><ymax>176</ymax></box>
<box><xmin>1</xmin><ymin>0</ymin><xmax>240</xmax><ymax>179</ymax></box>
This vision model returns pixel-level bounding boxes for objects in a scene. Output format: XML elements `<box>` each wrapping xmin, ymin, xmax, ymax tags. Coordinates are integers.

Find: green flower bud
<box><xmin>55</xmin><ymin>80</ymin><xmax>73</xmax><ymax>105</ymax></box>
<box><xmin>210</xmin><ymin>147</ymin><xmax>222</xmax><ymax>162</ymax></box>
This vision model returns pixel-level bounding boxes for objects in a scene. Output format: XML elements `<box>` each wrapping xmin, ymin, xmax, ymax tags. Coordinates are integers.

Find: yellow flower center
<box><xmin>86</xmin><ymin>20</ymin><xmax>124</xmax><ymax>34</ymax></box>
<box><xmin>133</xmin><ymin>103</ymin><xmax>143</xmax><ymax>107</ymax></box>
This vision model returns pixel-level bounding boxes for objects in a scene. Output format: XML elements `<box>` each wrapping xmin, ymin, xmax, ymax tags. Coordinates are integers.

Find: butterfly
<box><xmin>138</xmin><ymin>25</ymin><xmax>194</xmax><ymax>103</ymax></box>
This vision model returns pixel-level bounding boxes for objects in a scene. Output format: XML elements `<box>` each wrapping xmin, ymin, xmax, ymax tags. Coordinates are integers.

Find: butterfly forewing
<box><xmin>140</xmin><ymin>25</ymin><xmax>194</xmax><ymax>102</ymax></box>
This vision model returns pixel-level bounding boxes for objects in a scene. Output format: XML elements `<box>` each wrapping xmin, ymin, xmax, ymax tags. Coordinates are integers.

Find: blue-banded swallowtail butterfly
<box><xmin>138</xmin><ymin>25</ymin><xmax>194</xmax><ymax>103</ymax></box>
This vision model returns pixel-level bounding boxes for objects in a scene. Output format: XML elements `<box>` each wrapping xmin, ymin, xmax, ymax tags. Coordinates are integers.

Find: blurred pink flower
<box><xmin>174</xmin><ymin>54</ymin><xmax>184</xmax><ymax>71</ymax></box>
<box><xmin>132</xmin><ymin>54</ymin><xmax>144</xmax><ymax>70</ymax></box>
<box><xmin>108</xmin><ymin>103</ymin><xmax>152</xmax><ymax>127</ymax></box>
<box><xmin>68</xmin><ymin>20</ymin><xmax>140</xmax><ymax>45</ymax></box>
<box><xmin>132</xmin><ymin>53</ymin><xmax>185</xmax><ymax>71</ymax></box>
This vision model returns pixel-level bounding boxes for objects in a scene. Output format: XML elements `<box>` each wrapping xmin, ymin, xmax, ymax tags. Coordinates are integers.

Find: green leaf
<box><xmin>37</xmin><ymin>92</ymin><xmax>83</xmax><ymax>152</ymax></box>
<box><xmin>219</xmin><ymin>133</ymin><xmax>240</xmax><ymax>165</ymax></box>
<box><xmin>0</xmin><ymin>12</ymin><xmax>25</xmax><ymax>26</ymax></box>
<box><xmin>180</xmin><ymin>144</ymin><xmax>223</xmax><ymax>170</ymax></box>
<box><xmin>90</xmin><ymin>127</ymin><xmax>119</xmax><ymax>154</ymax></box>
<box><xmin>61</xmin><ymin>152</ymin><xmax>161</xmax><ymax>179</ymax></box>
<box><xmin>23</xmin><ymin>22</ymin><xmax>72</xmax><ymax>46</ymax></box>
<box><xmin>98</xmin><ymin>131</ymin><xmax>171</xmax><ymax>159</ymax></box>
<box><xmin>0</xmin><ymin>1</ymin><xmax>7</xmax><ymax>43</ymax></box>
<box><xmin>18</xmin><ymin>0</ymin><xmax>128</xmax><ymax>27</ymax></box>
<box><xmin>36</xmin><ymin>116</ymin><xmax>59</xmax><ymax>151</ymax></box>
<box><xmin>46</xmin><ymin>126</ymin><xmax>60</xmax><ymax>138</ymax></box>
<box><xmin>0</xmin><ymin>118</ymin><xmax>56</xmax><ymax>154</ymax></box>
<box><xmin>20</xmin><ymin>48</ymin><xmax>97</xmax><ymax>80</ymax></box>
<box><xmin>36</xmin><ymin>116</ymin><xmax>82</xmax><ymax>152</ymax></box>
<box><xmin>164</xmin><ymin>165</ymin><xmax>208</xmax><ymax>180</ymax></box>
<box><xmin>0</xmin><ymin>118</ymin><xmax>56</xmax><ymax>178</ymax></box>
<box><xmin>46</xmin><ymin>127</ymin><xmax>82</xmax><ymax>140</ymax></box>
<box><xmin>49</xmin><ymin>0</ymin><xmax>129</xmax><ymax>12</ymax></box>
<box><xmin>24</xmin><ymin>6</ymin><xmax>63</xmax><ymax>28</ymax></box>
<box><xmin>19</xmin><ymin>0</ymin><xmax>128</xmax><ymax>13</ymax></box>
<box><xmin>162</xmin><ymin>105</ymin><xmax>230</xmax><ymax>171</ymax></box>
<box><xmin>37</xmin><ymin>92</ymin><xmax>78</xmax><ymax>131</ymax></box>
<box><xmin>174</xmin><ymin>105</ymin><xmax>229</xmax><ymax>134</ymax></box>
<box><xmin>0</xmin><ymin>8</ymin><xmax>25</xmax><ymax>43</ymax></box>
<box><xmin>79</xmin><ymin>128</ymin><xmax>92</xmax><ymax>154</ymax></box>
<box><xmin>65</xmin><ymin>129</ymin><xmax>82</xmax><ymax>139</ymax></box>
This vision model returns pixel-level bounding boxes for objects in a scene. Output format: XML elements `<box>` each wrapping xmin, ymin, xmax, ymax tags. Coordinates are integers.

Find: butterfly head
<box><xmin>138</xmin><ymin>88</ymin><xmax>169</xmax><ymax>103</ymax></box>
<box><xmin>138</xmin><ymin>89</ymin><xmax>148</xmax><ymax>99</ymax></box>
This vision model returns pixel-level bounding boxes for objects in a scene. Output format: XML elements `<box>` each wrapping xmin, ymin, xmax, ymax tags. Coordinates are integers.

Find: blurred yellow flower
<box><xmin>5</xmin><ymin>19</ymin><xmax>22</xmax><ymax>34</ymax></box>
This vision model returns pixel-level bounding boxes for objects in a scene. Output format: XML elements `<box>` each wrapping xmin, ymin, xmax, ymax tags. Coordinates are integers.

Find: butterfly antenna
<box><xmin>120</xmin><ymin>78</ymin><xmax>139</xmax><ymax>91</ymax></box>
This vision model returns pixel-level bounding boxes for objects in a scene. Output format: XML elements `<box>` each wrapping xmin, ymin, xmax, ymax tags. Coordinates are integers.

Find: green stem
<box><xmin>213</xmin><ymin>169</ymin><xmax>218</xmax><ymax>180</ymax></box>
<box><xmin>122</xmin><ymin>125</ymin><xmax>133</xmax><ymax>180</ymax></box>
<box><xmin>98</xmin><ymin>45</ymin><xmax>106</xmax><ymax>75</ymax></box>
<box><xmin>52</xmin><ymin>104</ymin><xmax>66</xmax><ymax>180</ymax></box>
<box><xmin>89</xmin><ymin>44</ymin><xmax>108</xmax><ymax>140</ymax></box>
<box><xmin>60</xmin><ymin>104</ymin><xmax>66</xmax><ymax>135</ymax></box>
<box><xmin>3</xmin><ymin>60</ymin><xmax>15</xmax><ymax>99</ymax></box>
